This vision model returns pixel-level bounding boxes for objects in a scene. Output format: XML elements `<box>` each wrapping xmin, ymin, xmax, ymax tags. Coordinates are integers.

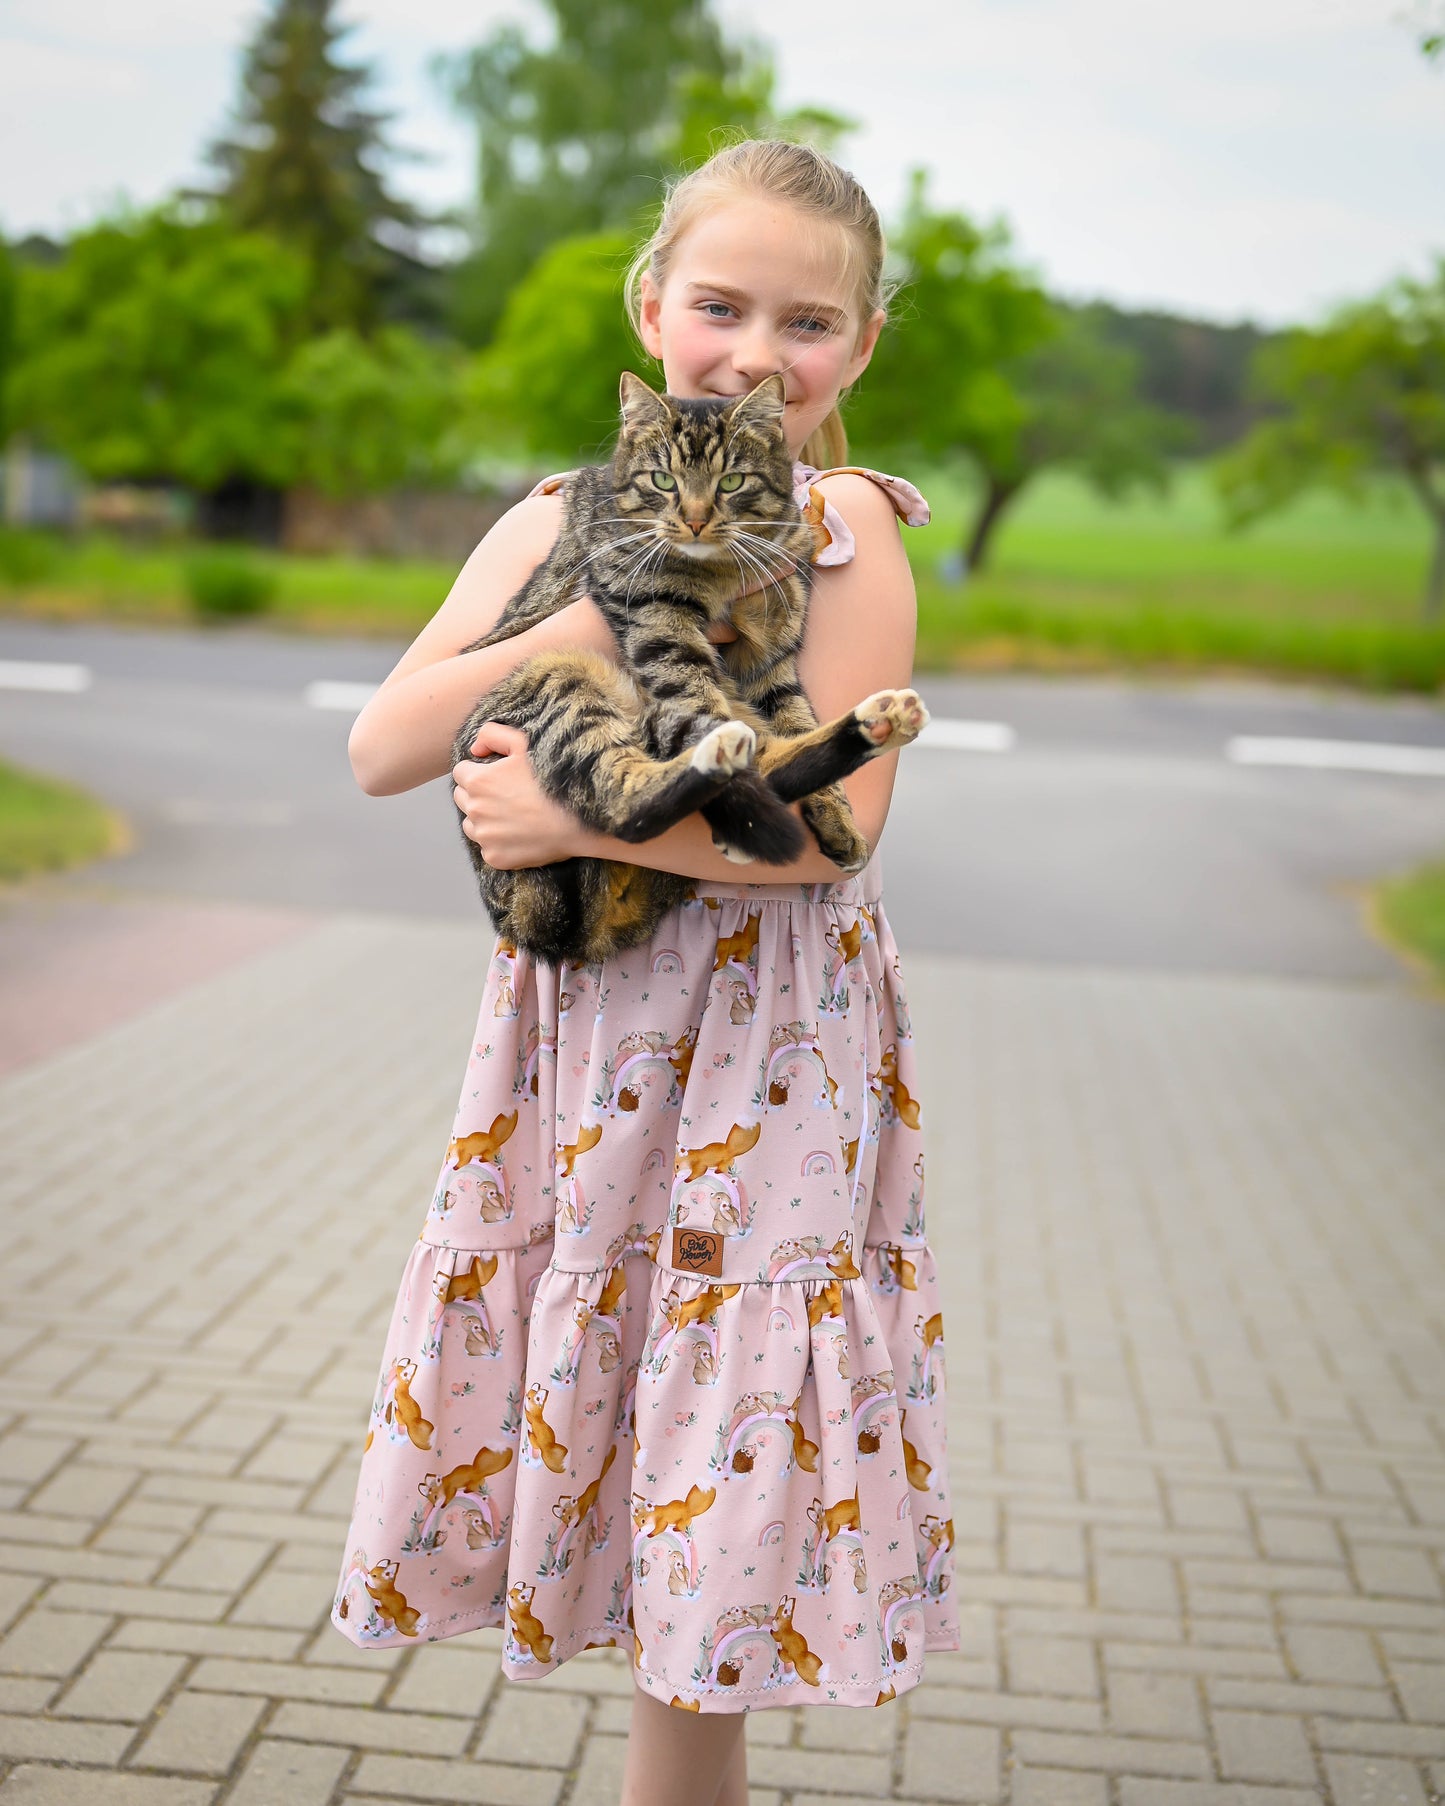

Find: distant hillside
<box><xmin>1067</xmin><ymin>300</ymin><xmax>1280</xmax><ymax>452</ymax></box>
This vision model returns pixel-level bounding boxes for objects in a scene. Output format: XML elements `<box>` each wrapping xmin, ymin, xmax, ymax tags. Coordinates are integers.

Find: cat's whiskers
<box><xmin>590</xmin><ymin>528</ymin><xmax>664</xmax><ymax>571</ymax></box>
<box><xmin>608</xmin><ymin>537</ymin><xmax>660</xmax><ymax>610</ymax></box>
<box><xmin>617</xmin><ymin>534</ymin><xmax>665</xmax><ymax>596</ymax></box>
<box><xmin>724</xmin><ymin>537</ymin><xmax>792</xmax><ymax>637</ymax></box>
<box><xmin>632</xmin><ymin>538</ymin><xmax>679</xmax><ymax>624</ymax></box>
<box><xmin>728</xmin><ymin>524</ymin><xmax>802</xmax><ymax>555</ymax></box>
<box><xmin>614</xmin><ymin>537</ymin><xmax>671</xmax><ymax>625</ymax></box>
<box><xmin>724</xmin><ymin>546</ymin><xmax>768</xmax><ymax>637</ymax></box>
<box><xmin>549</xmin><ymin>528</ymin><xmax>659</xmax><ymax>600</ymax></box>
<box><xmin>726</xmin><ymin>528</ymin><xmax>803</xmax><ymax>603</ymax></box>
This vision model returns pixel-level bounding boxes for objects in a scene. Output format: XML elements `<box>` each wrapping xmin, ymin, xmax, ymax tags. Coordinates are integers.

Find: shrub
<box><xmin>0</xmin><ymin>528</ymin><xmax>62</xmax><ymax>586</ymax></box>
<box><xmin>183</xmin><ymin>547</ymin><xmax>276</xmax><ymax>620</ymax></box>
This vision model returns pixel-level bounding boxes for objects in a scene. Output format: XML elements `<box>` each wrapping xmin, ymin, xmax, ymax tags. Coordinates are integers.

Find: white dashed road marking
<box><xmin>299</xmin><ymin>679</ymin><xmax>1023</xmax><ymax>753</ymax></box>
<box><xmin>0</xmin><ymin>659</ymin><xmax>91</xmax><ymax>692</ymax></box>
<box><xmin>304</xmin><ymin>680</ymin><xmax>379</xmax><ymax>712</ymax></box>
<box><xmin>6</xmin><ymin>658</ymin><xmax>1445</xmax><ymax>784</ymax></box>
<box><xmin>1227</xmin><ymin>735</ymin><xmax>1445</xmax><ymax>778</ymax></box>
<box><xmin>915</xmin><ymin>718</ymin><xmax>1017</xmax><ymax>752</ymax></box>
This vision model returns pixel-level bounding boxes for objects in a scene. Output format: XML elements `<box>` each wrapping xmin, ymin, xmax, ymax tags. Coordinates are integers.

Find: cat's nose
<box><xmin>685</xmin><ymin>519</ymin><xmax>707</xmax><ymax>536</ymax></box>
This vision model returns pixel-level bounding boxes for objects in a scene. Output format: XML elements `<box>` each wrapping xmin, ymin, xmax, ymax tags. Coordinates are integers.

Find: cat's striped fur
<box><xmin>451</xmin><ymin>372</ymin><xmax>928</xmax><ymax>966</ymax></box>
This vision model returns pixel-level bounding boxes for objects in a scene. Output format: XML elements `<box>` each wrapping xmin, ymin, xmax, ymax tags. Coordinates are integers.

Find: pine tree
<box><xmin>205</xmin><ymin>0</ymin><xmax>425</xmax><ymax>333</ymax></box>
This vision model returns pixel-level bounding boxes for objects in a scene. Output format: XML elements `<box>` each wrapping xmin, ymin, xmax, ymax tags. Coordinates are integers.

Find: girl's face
<box><xmin>637</xmin><ymin>196</ymin><xmax>884</xmax><ymax>460</ymax></box>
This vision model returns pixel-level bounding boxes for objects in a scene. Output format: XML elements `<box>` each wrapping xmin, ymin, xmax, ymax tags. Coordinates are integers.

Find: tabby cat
<box><xmin>450</xmin><ymin>371</ymin><xmax>928</xmax><ymax>966</ymax></box>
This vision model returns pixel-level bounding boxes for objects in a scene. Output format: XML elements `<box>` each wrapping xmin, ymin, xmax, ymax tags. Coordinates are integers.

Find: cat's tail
<box><xmin>701</xmin><ymin>772</ymin><xmax>806</xmax><ymax>865</ymax></box>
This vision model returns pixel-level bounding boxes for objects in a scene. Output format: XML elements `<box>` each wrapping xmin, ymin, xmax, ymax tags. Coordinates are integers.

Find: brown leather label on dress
<box><xmin>672</xmin><ymin>1226</ymin><xmax>723</xmax><ymax>1277</ymax></box>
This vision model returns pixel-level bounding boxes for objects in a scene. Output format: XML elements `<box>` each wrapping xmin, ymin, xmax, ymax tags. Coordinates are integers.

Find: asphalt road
<box><xmin>3</xmin><ymin>617</ymin><xmax>1443</xmax><ymax>982</ymax></box>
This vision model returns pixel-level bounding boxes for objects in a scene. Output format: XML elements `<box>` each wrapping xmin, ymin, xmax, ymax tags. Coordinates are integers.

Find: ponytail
<box><xmin>800</xmin><ymin>405</ymin><xmax>849</xmax><ymax>472</ymax></box>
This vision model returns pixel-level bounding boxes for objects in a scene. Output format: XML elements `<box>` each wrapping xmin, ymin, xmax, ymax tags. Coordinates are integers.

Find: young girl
<box><xmin>333</xmin><ymin>139</ymin><xmax>958</xmax><ymax>1805</ymax></box>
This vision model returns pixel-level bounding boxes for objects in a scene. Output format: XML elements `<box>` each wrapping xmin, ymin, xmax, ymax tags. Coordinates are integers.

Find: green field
<box><xmin>2</xmin><ymin>461</ymin><xmax>1442</xmax><ymax>691</ymax></box>
<box><xmin>912</xmin><ymin>463</ymin><xmax>1444</xmax><ymax>691</ymax></box>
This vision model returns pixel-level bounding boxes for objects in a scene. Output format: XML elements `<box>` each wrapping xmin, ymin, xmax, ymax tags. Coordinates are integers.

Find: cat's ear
<box><xmin>619</xmin><ymin>371</ymin><xmax>670</xmax><ymax>430</ymax></box>
<box><xmin>729</xmin><ymin>373</ymin><xmax>787</xmax><ymax>433</ymax></box>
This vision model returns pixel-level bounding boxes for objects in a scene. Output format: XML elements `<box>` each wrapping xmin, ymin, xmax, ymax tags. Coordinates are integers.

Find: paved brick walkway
<box><xmin>0</xmin><ymin>877</ymin><xmax>318</xmax><ymax>1078</ymax></box>
<box><xmin>0</xmin><ymin>911</ymin><xmax>1442</xmax><ymax>1805</ymax></box>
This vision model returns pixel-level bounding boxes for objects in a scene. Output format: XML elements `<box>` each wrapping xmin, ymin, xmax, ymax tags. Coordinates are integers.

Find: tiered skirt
<box><xmin>332</xmin><ymin>861</ymin><xmax>959</xmax><ymax>1711</ymax></box>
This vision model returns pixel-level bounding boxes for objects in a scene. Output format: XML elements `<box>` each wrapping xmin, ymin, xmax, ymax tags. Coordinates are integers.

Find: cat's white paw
<box><xmin>854</xmin><ymin>689</ymin><xmax>930</xmax><ymax>750</ymax></box>
<box><xmin>691</xmin><ymin>720</ymin><xmax>756</xmax><ymax>777</ymax></box>
<box><xmin>712</xmin><ymin>834</ymin><xmax>756</xmax><ymax>864</ymax></box>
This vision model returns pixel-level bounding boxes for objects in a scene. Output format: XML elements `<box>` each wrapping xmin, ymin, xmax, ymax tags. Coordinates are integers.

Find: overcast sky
<box><xmin>2</xmin><ymin>0</ymin><xmax>1441</xmax><ymax>326</ymax></box>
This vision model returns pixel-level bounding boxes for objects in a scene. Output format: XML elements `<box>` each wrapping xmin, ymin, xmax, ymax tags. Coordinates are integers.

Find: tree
<box><xmin>467</xmin><ymin>229</ymin><xmax>661</xmax><ymax>462</ymax></box>
<box><xmin>1082</xmin><ymin>302</ymin><xmax>1271</xmax><ymax>451</ymax></box>
<box><xmin>667</xmin><ymin>52</ymin><xmax>854</xmax><ymax>173</ymax></box>
<box><xmin>1410</xmin><ymin>0</ymin><xmax>1444</xmax><ymax>58</ymax></box>
<box><xmin>439</xmin><ymin>0</ymin><xmax>850</xmax><ymax>345</ymax></box>
<box><xmin>282</xmin><ymin>327</ymin><xmax>469</xmax><ymax>494</ymax></box>
<box><xmin>1216</xmin><ymin>261</ymin><xmax>1445</xmax><ymax>619</ymax></box>
<box><xmin>8</xmin><ymin>208</ymin><xmax>466</xmax><ymax>527</ymax></box>
<box><xmin>961</xmin><ymin>306</ymin><xmax>1182</xmax><ymax>570</ymax></box>
<box><xmin>853</xmin><ymin>174</ymin><xmax>1178</xmax><ymax>572</ymax></box>
<box><xmin>0</xmin><ymin>237</ymin><xmax>15</xmax><ymax>445</ymax></box>
<box><xmin>8</xmin><ymin>210</ymin><xmax>308</xmax><ymax>497</ymax></box>
<box><xmin>204</xmin><ymin>0</ymin><xmax>426</xmax><ymax>333</ymax></box>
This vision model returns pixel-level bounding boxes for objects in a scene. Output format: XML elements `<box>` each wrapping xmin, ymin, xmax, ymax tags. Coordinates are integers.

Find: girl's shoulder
<box><xmin>523</xmin><ymin>470</ymin><xmax>582</xmax><ymax>499</ymax></box>
<box><xmin>791</xmin><ymin>463</ymin><xmax>930</xmax><ymax>569</ymax></box>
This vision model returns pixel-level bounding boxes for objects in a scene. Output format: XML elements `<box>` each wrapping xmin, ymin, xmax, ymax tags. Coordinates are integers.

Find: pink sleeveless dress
<box><xmin>331</xmin><ymin>464</ymin><xmax>960</xmax><ymax>1713</ymax></box>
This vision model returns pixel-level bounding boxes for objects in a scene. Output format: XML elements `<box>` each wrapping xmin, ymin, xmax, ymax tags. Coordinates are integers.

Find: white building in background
<box><xmin>3</xmin><ymin>440</ymin><xmax>81</xmax><ymax>528</ymax></box>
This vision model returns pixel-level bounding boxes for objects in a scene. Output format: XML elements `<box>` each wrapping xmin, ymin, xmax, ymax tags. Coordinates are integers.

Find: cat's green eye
<box><xmin>717</xmin><ymin>473</ymin><xmax>745</xmax><ymax>493</ymax></box>
<box><xmin>651</xmin><ymin>470</ymin><xmax>677</xmax><ymax>491</ymax></box>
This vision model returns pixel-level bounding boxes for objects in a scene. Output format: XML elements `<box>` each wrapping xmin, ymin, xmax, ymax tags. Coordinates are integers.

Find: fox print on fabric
<box><xmin>450</xmin><ymin>373</ymin><xmax>929</xmax><ymax>965</ymax></box>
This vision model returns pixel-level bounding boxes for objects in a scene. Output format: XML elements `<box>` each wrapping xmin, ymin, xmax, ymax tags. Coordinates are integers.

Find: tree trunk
<box><xmin>1426</xmin><ymin>515</ymin><xmax>1445</xmax><ymax>624</ymax></box>
<box><xmin>964</xmin><ymin>476</ymin><xmax>1024</xmax><ymax>575</ymax></box>
<box><xmin>1402</xmin><ymin>463</ymin><xmax>1445</xmax><ymax>624</ymax></box>
<box><xmin>195</xmin><ymin>478</ymin><xmax>285</xmax><ymax>546</ymax></box>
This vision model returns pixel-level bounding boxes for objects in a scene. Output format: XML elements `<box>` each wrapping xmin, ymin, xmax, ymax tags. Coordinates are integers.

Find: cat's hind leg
<box><xmin>755</xmin><ymin>688</ymin><xmax>931</xmax><ymax>800</ymax></box>
<box><xmin>752</xmin><ymin>688</ymin><xmax>930</xmax><ymax>874</ymax></box>
<box><xmin>638</xmin><ymin>702</ymin><xmax>807</xmax><ymax>866</ymax></box>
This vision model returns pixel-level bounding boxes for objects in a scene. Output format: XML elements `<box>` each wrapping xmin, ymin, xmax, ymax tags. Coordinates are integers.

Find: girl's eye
<box><xmin>717</xmin><ymin>474</ymin><xmax>745</xmax><ymax>493</ymax></box>
<box><xmin>651</xmin><ymin>471</ymin><xmax>677</xmax><ymax>491</ymax></box>
<box><xmin>791</xmin><ymin>318</ymin><xmax>829</xmax><ymax>335</ymax></box>
<box><xmin>701</xmin><ymin>302</ymin><xmax>733</xmax><ymax>319</ymax></box>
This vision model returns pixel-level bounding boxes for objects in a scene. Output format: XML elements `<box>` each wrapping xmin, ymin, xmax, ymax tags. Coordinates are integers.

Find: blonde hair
<box><xmin>624</xmin><ymin>137</ymin><xmax>891</xmax><ymax>470</ymax></box>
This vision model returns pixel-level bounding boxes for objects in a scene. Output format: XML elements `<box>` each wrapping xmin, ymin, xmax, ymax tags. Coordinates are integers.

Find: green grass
<box><xmin>0</xmin><ymin>532</ymin><xmax>460</xmax><ymax>633</ymax></box>
<box><xmin>910</xmin><ymin>463</ymin><xmax>1445</xmax><ymax>691</ymax></box>
<box><xmin>921</xmin><ymin>462</ymin><xmax>1432</xmax><ymax>618</ymax></box>
<box><xmin>1374</xmin><ymin>858</ymin><xmax>1445</xmax><ymax>988</ymax></box>
<box><xmin>0</xmin><ymin>757</ymin><xmax>122</xmax><ymax>881</ymax></box>
<box><xmin>2</xmin><ymin>462</ymin><xmax>1442</xmax><ymax>690</ymax></box>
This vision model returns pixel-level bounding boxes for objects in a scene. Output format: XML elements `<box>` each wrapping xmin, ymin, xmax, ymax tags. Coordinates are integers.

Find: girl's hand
<box><xmin>452</xmin><ymin>722</ymin><xmax>585</xmax><ymax>869</ymax></box>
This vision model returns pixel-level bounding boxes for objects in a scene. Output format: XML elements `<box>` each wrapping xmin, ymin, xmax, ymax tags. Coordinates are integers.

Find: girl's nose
<box><xmin>731</xmin><ymin>325</ymin><xmax>782</xmax><ymax>383</ymax></box>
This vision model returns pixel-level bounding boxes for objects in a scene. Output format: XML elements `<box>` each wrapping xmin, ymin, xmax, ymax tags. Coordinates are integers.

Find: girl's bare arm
<box><xmin>570</xmin><ymin>474</ymin><xmax>919</xmax><ymax>883</ymax></box>
<box><xmin>347</xmin><ymin>492</ymin><xmax>617</xmax><ymax>796</ymax></box>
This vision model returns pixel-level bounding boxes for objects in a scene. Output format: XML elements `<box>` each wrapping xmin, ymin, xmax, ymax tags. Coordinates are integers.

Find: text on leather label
<box><xmin>672</xmin><ymin>1226</ymin><xmax>723</xmax><ymax>1276</ymax></box>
